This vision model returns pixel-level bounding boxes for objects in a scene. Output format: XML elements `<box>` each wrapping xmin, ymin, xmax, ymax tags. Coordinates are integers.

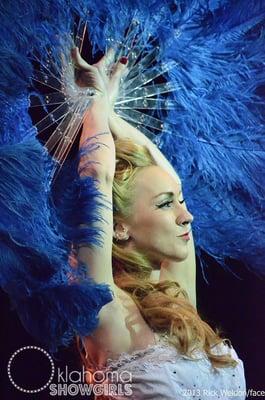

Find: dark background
<box><xmin>1</xmin><ymin>257</ymin><xmax>264</xmax><ymax>400</ymax></box>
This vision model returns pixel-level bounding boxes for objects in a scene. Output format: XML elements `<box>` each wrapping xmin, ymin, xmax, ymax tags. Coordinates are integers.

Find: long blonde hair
<box><xmin>111</xmin><ymin>138</ymin><xmax>237</xmax><ymax>369</ymax></box>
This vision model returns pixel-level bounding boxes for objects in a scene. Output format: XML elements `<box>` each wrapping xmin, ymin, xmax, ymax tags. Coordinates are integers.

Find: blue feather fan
<box><xmin>0</xmin><ymin>138</ymin><xmax>112</xmax><ymax>351</ymax></box>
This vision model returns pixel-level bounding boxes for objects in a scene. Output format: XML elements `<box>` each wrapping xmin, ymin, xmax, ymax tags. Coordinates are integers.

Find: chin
<box><xmin>171</xmin><ymin>249</ymin><xmax>189</xmax><ymax>262</ymax></box>
<box><xmin>145</xmin><ymin>247</ymin><xmax>188</xmax><ymax>264</ymax></box>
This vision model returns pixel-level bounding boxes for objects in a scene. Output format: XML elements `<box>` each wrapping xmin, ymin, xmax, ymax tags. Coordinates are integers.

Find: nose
<box><xmin>175</xmin><ymin>207</ymin><xmax>194</xmax><ymax>226</ymax></box>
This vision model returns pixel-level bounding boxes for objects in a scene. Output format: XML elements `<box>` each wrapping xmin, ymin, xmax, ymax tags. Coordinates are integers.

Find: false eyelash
<box><xmin>156</xmin><ymin>200</ymin><xmax>174</xmax><ymax>208</ymax></box>
<box><xmin>157</xmin><ymin>198</ymin><xmax>185</xmax><ymax>209</ymax></box>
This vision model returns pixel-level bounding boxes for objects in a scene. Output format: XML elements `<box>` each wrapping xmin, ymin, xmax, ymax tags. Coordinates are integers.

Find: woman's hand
<box><xmin>71</xmin><ymin>47</ymin><xmax>108</xmax><ymax>95</ymax></box>
<box><xmin>71</xmin><ymin>47</ymin><xmax>127</xmax><ymax>110</ymax></box>
<box><xmin>108</xmin><ymin>55</ymin><xmax>128</xmax><ymax>108</ymax></box>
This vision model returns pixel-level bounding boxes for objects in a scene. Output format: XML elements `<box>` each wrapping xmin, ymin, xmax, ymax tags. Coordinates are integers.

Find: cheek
<box><xmin>132</xmin><ymin>211</ymin><xmax>174</xmax><ymax>245</ymax></box>
<box><xmin>146</xmin><ymin>212</ymin><xmax>173</xmax><ymax>231</ymax></box>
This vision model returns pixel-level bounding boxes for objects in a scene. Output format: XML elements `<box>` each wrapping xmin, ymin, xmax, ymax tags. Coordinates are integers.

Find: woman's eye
<box><xmin>156</xmin><ymin>198</ymin><xmax>185</xmax><ymax>209</ymax></box>
<box><xmin>157</xmin><ymin>200</ymin><xmax>174</xmax><ymax>209</ymax></box>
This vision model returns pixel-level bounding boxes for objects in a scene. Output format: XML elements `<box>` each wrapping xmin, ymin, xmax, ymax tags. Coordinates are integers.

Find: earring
<box><xmin>114</xmin><ymin>232</ymin><xmax>121</xmax><ymax>240</ymax></box>
<box><xmin>114</xmin><ymin>231</ymin><xmax>129</xmax><ymax>241</ymax></box>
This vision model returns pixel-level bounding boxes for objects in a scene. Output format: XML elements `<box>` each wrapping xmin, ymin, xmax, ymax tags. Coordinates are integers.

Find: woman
<box><xmin>72</xmin><ymin>48</ymin><xmax>246</xmax><ymax>399</ymax></box>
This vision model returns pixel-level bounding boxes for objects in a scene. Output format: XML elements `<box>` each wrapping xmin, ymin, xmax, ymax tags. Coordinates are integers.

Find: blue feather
<box><xmin>0</xmin><ymin>138</ymin><xmax>112</xmax><ymax>351</ymax></box>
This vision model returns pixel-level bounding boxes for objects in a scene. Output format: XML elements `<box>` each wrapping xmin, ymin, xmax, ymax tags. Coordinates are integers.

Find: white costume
<box><xmin>104</xmin><ymin>335</ymin><xmax>246</xmax><ymax>400</ymax></box>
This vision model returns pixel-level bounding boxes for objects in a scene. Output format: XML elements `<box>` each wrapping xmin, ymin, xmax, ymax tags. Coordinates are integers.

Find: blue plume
<box><xmin>0</xmin><ymin>95</ymin><xmax>35</xmax><ymax>146</ymax></box>
<box><xmin>0</xmin><ymin>138</ymin><xmax>112</xmax><ymax>351</ymax></box>
<box><xmin>52</xmin><ymin>145</ymin><xmax>108</xmax><ymax>248</ymax></box>
<box><xmin>155</xmin><ymin>0</ymin><xmax>265</xmax><ymax>274</ymax></box>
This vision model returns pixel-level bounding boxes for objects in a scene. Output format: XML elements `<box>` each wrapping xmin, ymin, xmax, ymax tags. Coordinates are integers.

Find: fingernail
<box><xmin>119</xmin><ymin>57</ymin><xmax>128</xmax><ymax>65</ymax></box>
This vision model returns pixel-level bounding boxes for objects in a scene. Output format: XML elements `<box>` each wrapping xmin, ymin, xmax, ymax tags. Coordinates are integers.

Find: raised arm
<box><xmin>109</xmin><ymin>112</ymin><xmax>197</xmax><ymax>308</ymax></box>
<box><xmin>72</xmin><ymin>50</ymin><xmax>133</xmax><ymax>355</ymax></box>
<box><xmin>71</xmin><ymin>49</ymin><xmax>123</xmax><ymax>290</ymax></box>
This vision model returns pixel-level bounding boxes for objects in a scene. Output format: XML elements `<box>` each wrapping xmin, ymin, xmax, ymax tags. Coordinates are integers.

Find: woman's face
<box><xmin>124</xmin><ymin>165</ymin><xmax>193</xmax><ymax>264</ymax></box>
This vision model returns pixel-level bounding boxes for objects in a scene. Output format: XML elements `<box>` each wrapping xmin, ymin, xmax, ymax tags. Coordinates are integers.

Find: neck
<box><xmin>159</xmin><ymin>257</ymin><xmax>197</xmax><ymax>309</ymax></box>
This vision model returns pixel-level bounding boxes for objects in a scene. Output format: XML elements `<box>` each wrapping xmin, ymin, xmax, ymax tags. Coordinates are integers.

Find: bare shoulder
<box><xmin>82</xmin><ymin>285</ymin><xmax>155</xmax><ymax>366</ymax></box>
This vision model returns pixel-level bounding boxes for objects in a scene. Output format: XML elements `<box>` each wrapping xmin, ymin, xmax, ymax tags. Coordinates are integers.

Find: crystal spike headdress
<box><xmin>0</xmin><ymin>0</ymin><xmax>264</xmax><ymax>350</ymax></box>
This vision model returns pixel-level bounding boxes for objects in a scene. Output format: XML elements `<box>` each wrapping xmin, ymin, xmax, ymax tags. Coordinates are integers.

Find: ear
<box><xmin>113</xmin><ymin>221</ymin><xmax>130</xmax><ymax>241</ymax></box>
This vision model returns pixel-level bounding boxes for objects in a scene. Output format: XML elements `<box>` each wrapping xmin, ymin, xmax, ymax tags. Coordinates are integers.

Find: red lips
<box><xmin>180</xmin><ymin>233</ymin><xmax>190</xmax><ymax>241</ymax></box>
<box><xmin>179</xmin><ymin>231</ymin><xmax>190</xmax><ymax>237</ymax></box>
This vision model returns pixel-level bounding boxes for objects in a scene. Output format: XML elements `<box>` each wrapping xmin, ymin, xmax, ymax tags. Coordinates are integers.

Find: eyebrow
<box><xmin>152</xmin><ymin>190</ymin><xmax>182</xmax><ymax>200</ymax></box>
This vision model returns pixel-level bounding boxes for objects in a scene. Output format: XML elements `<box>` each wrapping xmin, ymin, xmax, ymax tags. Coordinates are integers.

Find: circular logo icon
<box><xmin>7</xmin><ymin>346</ymin><xmax>55</xmax><ymax>393</ymax></box>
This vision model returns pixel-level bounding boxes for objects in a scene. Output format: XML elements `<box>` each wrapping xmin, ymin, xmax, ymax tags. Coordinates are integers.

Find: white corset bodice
<box><xmin>104</xmin><ymin>338</ymin><xmax>246</xmax><ymax>400</ymax></box>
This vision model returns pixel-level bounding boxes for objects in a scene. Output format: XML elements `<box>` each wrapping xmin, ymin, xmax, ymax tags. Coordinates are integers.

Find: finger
<box><xmin>111</xmin><ymin>57</ymin><xmax>128</xmax><ymax>81</ymax></box>
<box><xmin>96</xmin><ymin>48</ymin><xmax>115</xmax><ymax>71</ymax></box>
<box><xmin>71</xmin><ymin>47</ymin><xmax>92</xmax><ymax>71</ymax></box>
<box><xmin>105</xmin><ymin>48</ymin><xmax>115</xmax><ymax>66</ymax></box>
